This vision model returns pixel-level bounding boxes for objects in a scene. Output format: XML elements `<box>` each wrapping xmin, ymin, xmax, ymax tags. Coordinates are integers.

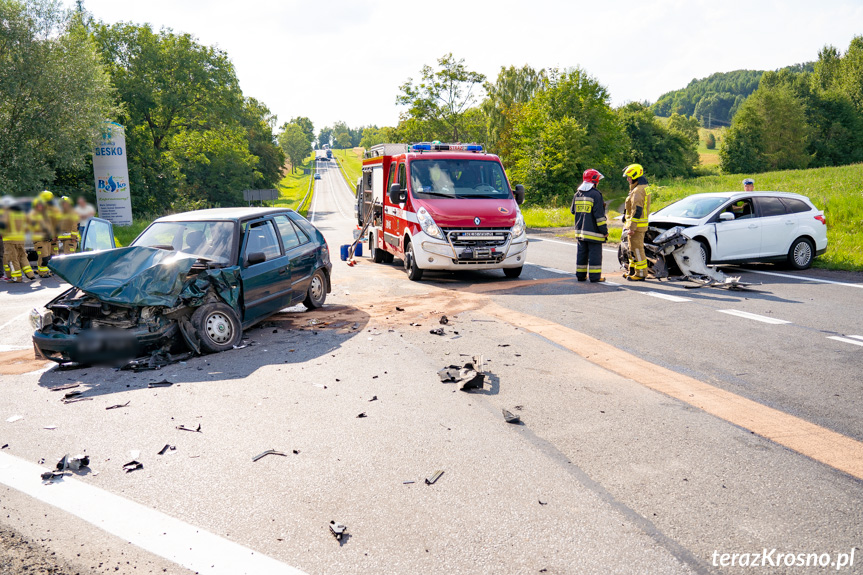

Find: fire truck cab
<box><xmin>356</xmin><ymin>142</ymin><xmax>527</xmax><ymax>281</ymax></box>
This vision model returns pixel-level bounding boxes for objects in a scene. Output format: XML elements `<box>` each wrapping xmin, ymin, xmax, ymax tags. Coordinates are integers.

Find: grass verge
<box><xmin>271</xmin><ymin>152</ymin><xmax>315</xmax><ymax>216</ymax></box>
<box><xmin>334</xmin><ymin>148</ymin><xmax>363</xmax><ymax>193</ymax></box>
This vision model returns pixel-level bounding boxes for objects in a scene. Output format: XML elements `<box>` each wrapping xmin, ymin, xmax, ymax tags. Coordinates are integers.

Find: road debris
<box><xmin>329</xmin><ymin>521</ymin><xmax>347</xmax><ymax>541</ymax></box>
<box><xmin>43</xmin><ymin>425</ymin><xmax>57</xmax><ymax>430</ymax></box>
<box><xmin>123</xmin><ymin>460</ymin><xmax>143</xmax><ymax>473</ymax></box>
<box><xmin>425</xmin><ymin>470</ymin><xmax>444</xmax><ymax>485</ymax></box>
<box><xmin>538</xmin><ymin>499</ymin><xmax>548</xmax><ymax>505</ymax></box>
<box><xmin>106</xmin><ymin>401</ymin><xmax>130</xmax><ymax>410</ymax></box>
<box><xmin>403</xmin><ymin>480</ymin><xmax>415</xmax><ymax>485</ymax></box>
<box><xmin>356</xmin><ymin>412</ymin><xmax>367</xmax><ymax>418</ymax></box>
<box><xmin>63</xmin><ymin>390</ymin><xmax>83</xmax><ymax>399</ymax></box>
<box><xmin>502</xmin><ymin>409</ymin><xmax>521</xmax><ymax>424</ymax></box>
<box><xmin>368</xmin><ymin>395</ymin><xmax>378</xmax><ymax>402</ymax></box>
<box><xmin>63</xmin><ymin>397</ymin><xmax>92</xmax><ymax>404</ymax></box>
<box><xmin>1</xmin><ymin>444</ymin><xmax>8</xmax><ymax>449</ymax></box>
<box><xmin>395</xmin><ymin>307</ymin><xmax>405</xmax><ymax>312</ymax></box>
<box><xmin>50</xmin><ymin>383</ymin><xmax>80</xmax><ymax>392</ymax></box>
<box><xmin>429</xmin><ymin>327</ymin><xmax>445</xmax><ymax>336</ymax></box>
<box><xmin>157</xmin><ymin>444</ymin><xmax>175</xmax><ymax>455</ymax></box>
<box><xmin>148</xmin><ymin>379</ymin><xmax>173</xmax><ymax>388</ymax></box>
<box><xmin>439</xmin><ymin>315</ymin><xmax>449</xmax><ymax>325</ymax></box>
<box><xmin>437</xmin><ymin>356</ymin><xmax>485</xmax><ymax>390</ymax></box>
<box><xmin>176</xmin><ymin>423</ymin><xmax>201</xmax><ymax>432</ymax></box>
<box><xmin>42</xmin><ymin>454</ymin><xmax>91</xmax><ymax>482</ymax></box>
<box><xmin>252</xmin><ymin>449</ymin><xmax>287</xmax><ymax>462</ymax></box>
<box><xmin>6</xmin><ymin>415</ymin><xmax>23</xmax><ymax>423</ymax></box>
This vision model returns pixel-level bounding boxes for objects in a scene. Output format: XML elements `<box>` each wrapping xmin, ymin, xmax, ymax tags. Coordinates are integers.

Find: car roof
<box><xmin>684</xmin><ymin>191</ymin><xmax>812</xmax><ymax>201</ymax></box>
<box><xmin>155</xmin><ymin>207</ymin><xmax>296</xmax><ymax>223</ymax></box>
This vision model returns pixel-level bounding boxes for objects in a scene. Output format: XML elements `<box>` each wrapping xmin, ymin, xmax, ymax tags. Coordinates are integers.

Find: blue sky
<box><xmin>71</xmin><ymin>0</ymin><xmax>863</xmax><ymax>133</ymax></box>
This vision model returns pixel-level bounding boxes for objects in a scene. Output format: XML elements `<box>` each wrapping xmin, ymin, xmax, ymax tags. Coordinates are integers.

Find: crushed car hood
<box><xmin>48</xmin><ymin>247</ymin><xmax>200</xmax><ymax>307</ymax></box>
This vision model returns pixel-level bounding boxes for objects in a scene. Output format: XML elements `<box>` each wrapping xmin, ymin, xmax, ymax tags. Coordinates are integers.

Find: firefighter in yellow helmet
<box><xmin>58</xmin><ymin>196</ymin><xmax>80</xmax><ymax>254</ymax></box>
<box><xmin>31</xmin><ymin>199</ymin><xmax>56</xmax><ymax>277</ymax></box>
<box><xmin>39</xmin><ymin>190</ymin><xmax>62</xmax><ymax>258</ymax></box>
<box><xmin>2</xmin><ymin>198</ymin><xmax>36</xmax><ymax>282</ymax></box>
<box><xmin>622</xmin><ymin>164</ymin><xmax>651</xmax><ymax>281</ymax></box>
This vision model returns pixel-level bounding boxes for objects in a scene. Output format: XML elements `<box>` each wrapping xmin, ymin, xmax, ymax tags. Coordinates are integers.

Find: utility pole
<box><xmin>708</xmin><ymin>112</ymin><xmax>712</xmax><ymax>130</ymax></box>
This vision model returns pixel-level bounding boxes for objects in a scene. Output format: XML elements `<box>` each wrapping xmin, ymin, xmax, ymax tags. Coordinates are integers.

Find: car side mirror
<box><xmin>514</xmin><ymin>184</ymin><xmax>525</xmax><ymax>205</ymax></box>
<box><xmin>388</xmin><ymin>183</ymin><xmax>404</xmax><ymax>204</ymax></box>
<box><xmin>247</xmin><ymin>251</ymin><xmax>266</xmax><ymax>266</ymax></box>
<box><xmin>719</xmin><ymin>212</ymin><xmax>735</xmax><ymax>221</ymax></box>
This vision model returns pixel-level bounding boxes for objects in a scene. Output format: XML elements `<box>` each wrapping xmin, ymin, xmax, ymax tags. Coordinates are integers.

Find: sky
<box><xmin>70</xmin><ymin>0</ymin><xmax>863</xmax><ymax>134</ymax></box>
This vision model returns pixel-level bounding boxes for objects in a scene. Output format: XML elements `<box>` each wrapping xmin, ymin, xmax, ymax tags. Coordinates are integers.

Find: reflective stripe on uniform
<box><xmin>574</xmin><ymin>230</ymin><xmax>606</xmax><ymax>241</ymax></box>
<box><xmin>576</xmin><ymin>266</ymin><xmax>588</xmax><ymax>273</ymax></box>
<box><xmin>572</xmin><ymin>199</ymin><xmax>594</xmax><ymax>213</ymax></box>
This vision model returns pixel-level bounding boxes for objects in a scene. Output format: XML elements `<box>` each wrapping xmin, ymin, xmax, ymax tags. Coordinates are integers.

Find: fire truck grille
<box><xmin>442</xmin><ymin>228</ymin><xmax>510</xmax><ymax>248</ymax></box>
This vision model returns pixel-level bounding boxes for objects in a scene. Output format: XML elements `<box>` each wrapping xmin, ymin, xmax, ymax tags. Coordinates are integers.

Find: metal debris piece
<box><xmin>68</xmin><ymin>455</ymin><xmax>89</xmax><ymax>470</ymax></box>
<box><xmin>123</xmin><ymin>460</ymin><xmax>143</xmax><ymax>473</ymax></box>
<box><xmin>403</xmin><ymin>480</ymin><xmax>415</xmax><ymax>484</ymax></box>
<box><xmin>439</xmin><ymin>315</ymin><xmax>449</xmax><ymax>325</ymax></box>
<box><xmin>329</xmin><ymin>521</ymin><xmax>347</xmax><ymax>541</ymax></box>
<box><xmin>437</xmin><ymin>356</ymin><xmax>485</xmax><ymax>390</ymax></box>
<box><xmin>106</xmin><ymin>401</ymin><xmax>130</xmax><ymax>410</ymax></box>
<box><xmin>157</xmin><ymin>444</ymin><xmax>175</xmax><ymax>455</ymax></box>
<box><xmin>50</xmin><ymin>383</ymin><xmax>80</xmax><ymax>392</ymax></box>
<box><xmin>429</xmin><ymin>327</ymin><xmax>445</xmax><ymax>336</ymax></box>
<box><xmin>252</xmin><ymin>449</ymin><xmax>287</xmax><ymax>462</ymax></box>
<box><xmin>356</xmin><ymin>412</ymin><xmax>367</xmax><ymax>418</ymax></box>
<box><xmin>425</xmin><ymin>470</ymin><xmax>444</xmax><ymax>485</ymax></box>
<box><xmin>368</xmin><ymin>395</ymin><xmax>378</xmax><ymax>402</ymax></box>
<box><xmin>63</xmin><ymin>397</ymin><xmax>92</xmax><ymax>404</ymax></box>
<box><xmin>148</xmin><ymin>380</ymin><xmax>173</xmax><ymax>388</ymax></box>
<box><xmin>502</xmin><ymin>409</ymin><xmax>521</xmax><ymax>424</ymax></box>
<box><xmin>176</xmin><ymin>424</ymin><xmax>201</xmax><ymax>432</ymax></box>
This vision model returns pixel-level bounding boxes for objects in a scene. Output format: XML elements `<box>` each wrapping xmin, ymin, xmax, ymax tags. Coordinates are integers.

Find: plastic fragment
<box><xmin>176</xmin><ymin>423</ymin><xmax>201</xmax><ymax>432</ymax></box>
<box><xmin>252</xmin><ymin>449</ymin><xmax>287</xmax><ymax>462</ymax></box>
<box><xmin>148</xmin><ymin>380</ymin><xmax>173</xmax><ymax>388</ymax></box>
<box><xmin>123</xmin><ymin>460</ymin><xmax>143</xmax><ymax>473</ymax></box>
<box><xmin>368</xmin><ymin>396</ymin><xmax>378</xmax><ymax>402</ymax></box>
<box><xmin>157</xmin><ymin>444</ymin><xmax>175</xmax><ymax>455</ymax></box>
<box><xmin>429</xmin><ymin>327</ymin><xmax>444</xmax><ymax>336</ymax></box>
<box><xmin>502</xmin><ymin>409</ymin><xmax>521</xmax><ymax>424</ymax></box>
<box><xmin>356</xmin><ymin>412</ymin><xmax>367</xmax><ymax>418</ymax></box>
<box><xmin>425</xmin><ymin>470</ymin><xmax>444</xmax><ymax>485</ymax></box>
<box><xmin>6</xmin><ymin>415</ymin><xmax>22</xmax><ymax>423</ymax></box>
<box><xmin>106</xmin><ymin>401</ymin><xmax>130</xmax><ymax>410</ymax></box>
<box><xmin>439</xmin><ymin>315</ymin><xmax>448</xmax><ymax>325</ymax></box>
<box><xmin>329</xmin><ymin>521</ymin><xmax>347</xmax><ymax>541</ymax></box>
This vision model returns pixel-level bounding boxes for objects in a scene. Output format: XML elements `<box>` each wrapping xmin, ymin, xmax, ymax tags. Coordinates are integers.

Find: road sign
<box><xmin>242</xmin><ymin>189</ymin><xmax>279</xmax><ymax>202</ymax></box>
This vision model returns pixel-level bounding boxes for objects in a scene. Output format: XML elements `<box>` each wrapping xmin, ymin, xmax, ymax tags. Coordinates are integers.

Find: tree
<box><xmin>285</xmin><ymin>116</ymin><xmax>314</xmax><ymax>144</ymax></box>
<box><xmin>617</xmin><ymin>103</ymin><xmax>696</xmax><ymax>179</ymax></box>
<box><xmin>482</xmin><ymin>65</ymin><xmax>546</xmax><ymax>152</ymax></box>
<box><xmin>397</xmin><ymin>53</ymin><xmax>486</xmax><ymax>141</ymax></box>
<box><xmin>241</xmin><ymin>98</ymin><xmax>284</xmax><ymax>189</ymax></box>
<box><xmin>705</xmin><ymin>132</ymin><xmax>716</xmax><ymax>150</ymax></box>
<box><xmin>334</xmin><ymin>131</ymin><xmax>352</xmax><ymax>150</ymax></box>
<box><xmin>278</xmin><ymin>124</ymin><xmax>311</xmax><ymax>173</ymax></box>
<box><xmin>359</xmin><ymin>126</ymin><xmax>395</xmax><ymax>149</ymax></box>
<box><xmin>0</xmin><ymin>0</ymin><xmax>118</xmax><ymax>194</ymax></box>
<box><xmin>318</xmin><ymin>126</ymin><xmax>333</xmax><ymax>148</ymax></box>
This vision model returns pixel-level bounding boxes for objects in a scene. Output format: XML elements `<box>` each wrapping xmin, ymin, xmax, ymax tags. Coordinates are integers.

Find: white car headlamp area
<box><xmin>417</xmin><ymin>207</ymin><xmax>444</xmax><ymax>240</ymax></box>
<box><xmin>511</xmin><ymin>210</ymin><xmax>526</xmax><ymax>239</ymax></box>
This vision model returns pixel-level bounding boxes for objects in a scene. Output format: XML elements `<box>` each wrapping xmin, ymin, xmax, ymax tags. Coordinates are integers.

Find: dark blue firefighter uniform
<box><xmin>570</xmin><ymin>185</ymin><xmax>608</xmax><ymax>281</ymax></box>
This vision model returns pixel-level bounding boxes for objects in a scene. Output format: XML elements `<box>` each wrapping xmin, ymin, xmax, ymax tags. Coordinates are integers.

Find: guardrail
<box><xmin>295</xmin><ymin>168</ymin><xmax>315</xmax><ymax>216</ymax></box>
<box><xmin>333</xmin><ymin>153</ymin><xmax>355</xmax><ymax>196</ymax></box>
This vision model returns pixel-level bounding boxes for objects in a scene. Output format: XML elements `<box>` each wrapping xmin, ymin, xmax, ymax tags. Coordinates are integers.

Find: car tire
<box><xmin>191</xmin><ymin>303</ymin><xmax>241</xmax><ymax>354</ymax></box>
<box><xmin>695</xmin><ymin>239</ymin><xmax>710</xmax><ymax>265</ymax></box>
<box><xmin>303</xmin><ymin>268</ymin><xmax>327</xmax><ymax>309</ymax></box>
<box><xmin>503</xmin><ymin>266</ymin><xmax>523</xmax><ymax>278</ymax></box>
<box><xmin>370</xmin><ymin>232</ymin><xmax>386</xmax><ymax>263</ymax></box>
<box><xmin>404</xmin><ymin>241</ymin><xmax>423</xmax><ymax>281</ymax></box>
<box><xmin>787</xmin><ymin>237</ymin><xmax>814</xmax><ymax>270</ymax></box>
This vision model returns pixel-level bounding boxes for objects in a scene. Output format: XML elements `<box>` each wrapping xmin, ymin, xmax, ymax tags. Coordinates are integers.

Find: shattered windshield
<box><xmin>132</xmin><ymin>221</ymin><xmax>235</xmax><ymax>265</ymax></box>
<box><xmin>409</xmin><ymin>159</ymin><xmax>510</xmax><ymax>200</ymax></box>
<box><xmin>653</xmin><ymin>195</ymin><xmax>727</xmax><ymax>219</ymax></box>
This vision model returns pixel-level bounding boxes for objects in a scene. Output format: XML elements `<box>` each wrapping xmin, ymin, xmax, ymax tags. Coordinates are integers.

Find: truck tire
<box><xmin>191</xmin><ymin>303</ymin><xmax>241</xmax><ymax>353</ymax></box>
<box><xmin>503</xmin><ymin>266</ymin><xmax>523</xmax><ymax>278</ymax></box>
<box><xmin>303</xmin><ymin>268</ymin><xmax>328</xmax><ymax>309</ymax></box>
<box><xmin>370</xmin><ymin>232</ymin><xmax>386</xmax><ymax>263</ymax></box>
<box><xmin>404</xmin><ymin>241</ymin><xmax>423</xmax><ymax>281</ymax></box>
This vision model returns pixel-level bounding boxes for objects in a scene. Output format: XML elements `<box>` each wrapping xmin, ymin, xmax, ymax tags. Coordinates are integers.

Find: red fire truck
<box><xmin>355</xmin><ymin>142</ymin><xmax>527</xmax><ymax>281</ymax></box>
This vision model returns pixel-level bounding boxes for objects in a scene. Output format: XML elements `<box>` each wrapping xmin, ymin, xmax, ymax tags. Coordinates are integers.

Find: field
<box><xmin>334</xmin><ymin>147</ymin><xmax>363</xmax><ymax>192</ymax></box>
<box><xmin>650</xmin><ymin>163</ymin><xmax>863</xmax><ymax>271</ymax></box>
<box><xmin>697</xmin><ymin>127</ymin><xmax>724</xmax><ymax>167</ymax></box>
<box><xmin>270</xmin><ymin>152</ymin><xmax>316</xmax><ymax>215</ymax></box>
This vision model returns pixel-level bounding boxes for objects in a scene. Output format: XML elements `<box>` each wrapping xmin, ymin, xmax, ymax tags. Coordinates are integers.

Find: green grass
<box><xmin>270</xmin><ymin>152</ymin><xmax>315</xmax><ymax>215</ymax></box>
<box><xmin>649</xmin><ymin>163</ymin><xmax>863</xmax><ymax>271</ymax></box>
<box><xmin>522</xmin><ymin>206</ymin><xmax>572</xmax><ymax>228</ymax></box>
<box><xmin>113</xmin><ymin>218</ymin><xmax>152</xmax><ymax>246</ymax></box>
<box><xmin>334</xmin><ymin>148</ymin><xmax>362</xmax><ymax>193</ymax></box>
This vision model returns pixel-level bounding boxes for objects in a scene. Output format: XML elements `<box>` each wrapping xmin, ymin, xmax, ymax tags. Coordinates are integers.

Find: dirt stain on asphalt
<box><xmin>0</xmin><ymin>349</ymin><xmax>51</xmax><ymax>376</ymax></box>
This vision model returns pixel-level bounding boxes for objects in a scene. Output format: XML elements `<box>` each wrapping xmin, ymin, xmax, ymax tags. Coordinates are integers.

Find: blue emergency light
<box><xmin>410</xmin><ymin>142</ymin><xmax>484</xmax><ymax>152</ymax></box>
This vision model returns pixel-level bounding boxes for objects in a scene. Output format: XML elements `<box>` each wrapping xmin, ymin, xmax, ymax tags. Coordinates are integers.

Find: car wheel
<box><xmin>191</xmin><ymin>302</ymin><xmax>241</xmax><ymax>354</ymax></box>
<box><xmin>787</xmin><ymin>237</ymin><xmax>814</xmax><ymax>270</ymax></box>
<box><xmin>404</xmin><ymin>241</ymin><xmax>423</xmax><ymax>281</ymax></box>
<box><xmin>303</xmin><ymin>269</ymin><xmax>327</xmax><ymax>309</ymax></box>
<box><xmin>695</xmin><ymin>239</ymin><xmax>710</xmax><ymax>265</ymax></box>
<box><xmin>503</xmin><ymin>266</ymin><xmax>523</xmax><ymax>278</ymax></box>
<box><xmin>370</xmin><ymin>232</ymin><xmax>386</xmax><ymax>263</ymax></box>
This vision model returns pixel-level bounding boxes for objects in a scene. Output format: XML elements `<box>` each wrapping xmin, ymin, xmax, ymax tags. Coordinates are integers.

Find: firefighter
<box><xmin>31</xmin><ymin>200</ymin><xmax>55</xmax><ymax>277</ymax></box>
<box><xmin>38</xmin><ymin>190</ymin><xmax>62</xmax><ymax>258</ymax></box>
<box><xmin>2</xmin><ymin>198</ymin><xmax>36</xmax><ymax>282</ymax></box>
<box><xmin>622</xmin><ymin>163</ymin><xmax>651</xmax><ymax>281</ymax></box>
<box><xmin>58</xmin><ymin>196</ymin><xmax>80</xmax><ymax>254</ymax></box>
<box><xmin>570</xmin><ymin>169</ymin><xmax>608</xmax><ymax>282</ymax></box>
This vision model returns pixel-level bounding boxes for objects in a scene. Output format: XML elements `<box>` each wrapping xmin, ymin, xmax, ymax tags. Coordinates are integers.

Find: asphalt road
<box><xmin>0</xmin><ymin>161</ymin><xmax>861</xmax><ymax>574</ymax></box>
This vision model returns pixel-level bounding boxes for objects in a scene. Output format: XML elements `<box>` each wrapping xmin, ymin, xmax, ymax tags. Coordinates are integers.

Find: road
<box><xmin>0</xmin><ymin>158</ymin><xmax>861</xmax><ymax>574</ymax></box>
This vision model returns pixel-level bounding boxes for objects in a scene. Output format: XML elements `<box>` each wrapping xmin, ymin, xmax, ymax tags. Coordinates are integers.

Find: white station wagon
<box><xmin>648</xmin><ymin>191</ymin><xmax>827</xmax><ymax>269</ymax></box>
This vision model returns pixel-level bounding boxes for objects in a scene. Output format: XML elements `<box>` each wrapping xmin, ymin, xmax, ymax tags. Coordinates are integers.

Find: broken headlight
<box><xmin>29</xmin><ymin>308</ymin><xmax>53</xmax><ymax>331</ymax></box>
<box><xmin>653</xmin><ymin>226</ymin><xmax>686</xmax><ymax>245</ymax></box>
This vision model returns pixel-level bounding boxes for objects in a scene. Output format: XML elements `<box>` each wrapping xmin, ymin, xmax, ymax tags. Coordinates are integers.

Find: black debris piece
<box><xmin>514</xmin><ymin>405</ymin><xmax>524</xmax><ymax>411</ymax></box>
<box><xmin>106</xmin><ymin>401</ymin><xmax>130</xmax><ymax>410</ymax></box>
<box><xmin>50</xmin><ymin>383</ymin><xmax>80</xmax><ymax>392</ymax></box>
<box><xmin>403</xmin><ymin>481</ymin><xmax>415</xmax><ymax>485</ymax></box>
<box><xmin>148</xmin><ymin>380</ymin><xmax>173</xmax><ymax>388</ymax></box>
<box><xmin>55</xmin><ymin>455</ymin><xmax>69</xmax><ymax>471</ymax></box>
<box><xmin>425</xmin><ymin>470</ymin><xmax>444</xmax><ymax>485</ymax></box>
<box><xmin>176</xmin><ymin>424</ymin><xmax>201</xmax><ymax>432</ymax></box>
<box><xmin>120</xmin><ymin>351</ymin><xmax>193</xmax><ymax>372</ymax></box>
<box><xmin>157</xmin><ymin>444</ymin><xmax>175</xmax><ymax>455</ymax></box>
<box><xmin>395</xmin><ymin>307</ymin><xmax>405</xmax><ymax>312</ymax></box>
<box><xmin>368</xmin><ymin>395</ymin><xmax>378</xmax><ymax>402</ymax></box>
<box><xmin>502</xmin><ymin>409</ymin><xmax>521</xmax><ymax>424</ymax></box>
<box><xmin>63</xmin><ymin>397</ymin><xmax>92</xmax><ymax>404</ymax></box>
<box><xmin>498</xmin><ymin>344</ymin><xmax>510</xmax><ymax>348</ymax></box>
<box><xmin>252</xmin><ymin>449</ymin><xmax>287</xmax><ymax>462</ymax></box>
<box><xmin>1</xmin><ymin>444</ymin><xmax>8</xmax><ymax>449</ymax></box>
<box><xmin>538</xmin><ymin>499</ymin><xmax>548</xmax><ymax>506</ymax></box>
<box><xmin>437</xmin><ymin>356</ymin><xmax>485</xmax><ymax>391</ymax></box>
<box><xmin>272</xmin><ymin>329</ymin><xmax>279</xmax><ymax>333</ymax></box>
<box><xmin>68</xmin><ymin>455</ymin><xmax>89</xmax><ymax>470</ymax></box>
<box><xmin>409</xmin><ymin>322</ymin><xmax>421</xmax><ymax>327</ymax></box>
<box><xmin>429</xmin><ymin>327</ymin><xmax>445</xmax><ymax>336</ymax></box>
<box><xmin>439</xmin><ymin>315</ymin><xmax>449</xmax><ymax>325</ymax></box>
<box><xmin>356</xmin><ymin>412</ymin><xmax>367</xmax><ymax>418</ymax></box>
<box><xmin>292</xmin><ymin>450</ymin><xmax>299</xmax><ymax>455</ymax></box>
<box><xmin>123</xmin><ymin>460</ymin><xmax>143</xmax><ymax>473</ymax></box>
<box><xmin>63</xmin><ymin>391</ymin><xmax>83</xmax><ymax>399</ymax></box>
<box><xmin>329</xmin><ymin>521</ymin><xmax>347</xmax><ymax>541</ymax></box>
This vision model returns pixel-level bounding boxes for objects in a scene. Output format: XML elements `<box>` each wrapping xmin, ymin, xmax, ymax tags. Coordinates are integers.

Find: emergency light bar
<box><xmin>410</xmin><ymin>142</ymin><xmax>483</xmax><ymax>152</ymax></box>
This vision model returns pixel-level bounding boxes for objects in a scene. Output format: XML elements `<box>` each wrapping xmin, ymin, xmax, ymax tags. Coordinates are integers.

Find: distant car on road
<box><xmin>314</xmin><ymin>173</ymin><xmax>322</xmax><ymax>180</ymax></box>
<box><xmin>32</xmin><ymin>208</ymin><xmax>332</xmax><ymax>364</ymax></box>
<box><xmin>647</xmin><ymin>191</ymin><xmax>827</xmax><ymax>269</ymax></box>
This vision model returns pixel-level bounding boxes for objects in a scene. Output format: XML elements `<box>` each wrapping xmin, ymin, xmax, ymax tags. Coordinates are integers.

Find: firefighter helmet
<box><xmin>583</xmin><ymin>169</ymin><xmax>604</xmax><ymax>184</ymax></box>
<box><xmin>38</xmin><ymin>190</ymin><xmax>54</xmax><ymax>203</ymax></box>
<box><xmin>622</xmin><ymin>164</ymin><xmax>643</xmax><ymax>180</ymax></box>
<box><xmin>61</xmin><ymin>195</ymin><xmax>72</xmax><ymax>204</ymax></box>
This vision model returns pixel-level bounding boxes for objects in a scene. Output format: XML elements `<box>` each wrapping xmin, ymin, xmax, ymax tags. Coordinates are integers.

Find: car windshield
<box><xmin>132</xmin><ymin>221</ymin><xmax>235</xmax><ymax>265</ymax></box>
<box><xmin>409</xmin><ymin>159</ymin><xmax>510</xmax><ymax>200</ymax></box>
<box><xmin>654</xmin><ymin>195</ymin><xmax>727</xmax><ymax>219</ymax></box>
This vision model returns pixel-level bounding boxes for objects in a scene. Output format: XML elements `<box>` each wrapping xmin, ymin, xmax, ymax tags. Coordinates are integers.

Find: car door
<box><xmin>712</xmin><ymin>198</ymin><xmax>761</xmax><ymax>261</ymax></box>
<box><xmin>239</xmin><ymin>218</ymin><xmax>292</xmax><ymax>324</ymax></box>
<box><xmin>79</xmin><ymin>217</ymin><xmax>116</xmax><ymax>252</ymax></box>
<box><xmin>755</xmin><ymin>196</ymin><xmax>796</xmax><ymax>256</ymax></box>
<box><xmin>273</xmin><ymin>214</ymin><xmax>316</xmax><ymax>305</ymax></box>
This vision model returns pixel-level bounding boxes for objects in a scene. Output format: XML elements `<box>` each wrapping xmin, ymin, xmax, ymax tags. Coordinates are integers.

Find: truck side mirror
<box><xmin>514</xmin><ymin>184</ymin><xmax>525</xmax><ymax>205</ymax></box>
<box><xmin>388</xmin><ymin>183</ymin><xmax>404</xmax><ymax>204</ymax></box>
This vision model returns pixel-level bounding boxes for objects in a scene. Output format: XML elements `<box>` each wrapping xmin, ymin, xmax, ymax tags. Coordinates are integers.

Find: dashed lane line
<box><xmin>717</xmin><ymin>309</ymin><xmax>792</xmax><ymax>325</ymax></box>
<box><xmin>827</xmin><ymin>336</ymin><xmax>863</xmax><ymax>348</ymax></box>
<box><xmin>644</xmin><ymin>291</ymin><xmax>691</xmax><ymax>303</ymax></box>
<box><xmin>0</xmin><ymin>452</ymin><xmax>307</xmax><ymax>575</ymax></box>
<box><xmin>726</xmin><ymin>267</ymin><xmax>863</xmax><ymax>289</ymax></box>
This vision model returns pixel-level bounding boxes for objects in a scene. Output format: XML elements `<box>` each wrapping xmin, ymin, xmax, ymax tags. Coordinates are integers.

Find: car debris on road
<box><xmin>425</xmin><ymin>470</ymin><xmax>444</xmax><ymax>485</ymax></box>
<box><xmin>252</xmin><ymin>449</ymin><xmax>287</xmax><ymax>462</ymax></box>
<box><xmin>437</xmin><ymin>356</ymin><xmax>485</xmax><ymax>390</ymax></box>
<box><xmin>502</xmin><ymin>409</ymin><xmax>521</xmax><ymax>424</ymax></box>
<box><xmin>329</xmin><ymin>521</ymin><xmax>347</xmax><ymax>542</ymax></box>
<box><xmin>105</xmin><ymin>401</ymin><xmax>130</xmax><ymax>410</ymax></box>
<box><xmin>176</xmin><ymin>424</ymin><xmax>201</xmax><ymax>432</ymax></box>
<box><xmin>157</xmin><ymin>444</ymin><xmax>175</xmax><ymax>455</ymax></box>
<box><xmin>123</xmin><ymin>460</ymin><xmax>143</xmax><ymax>473</ymax></box>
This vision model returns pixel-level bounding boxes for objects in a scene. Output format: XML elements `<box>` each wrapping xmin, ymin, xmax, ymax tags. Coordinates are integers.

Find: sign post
<box><xmin>92</xmin><ymin>121</ymin><xmax>133</xmax><ymax>225</ymax></box>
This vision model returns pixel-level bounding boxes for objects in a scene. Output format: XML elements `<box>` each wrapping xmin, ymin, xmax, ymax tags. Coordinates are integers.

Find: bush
<box><xmin>706</xmin><ymin>132</ymin><xmax>716</xmax><ymax>149</ymax></box>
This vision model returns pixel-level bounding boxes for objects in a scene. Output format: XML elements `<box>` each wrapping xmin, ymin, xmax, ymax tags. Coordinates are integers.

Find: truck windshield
<box><xmin>132</xmin><ymin>221</ymin><xmax>235</xmax><ymax>265</ymax></box>
<box><xmin>409</xmin><ymin>159</ymin><xmax>510</xmax><ymax>200</ymax></box>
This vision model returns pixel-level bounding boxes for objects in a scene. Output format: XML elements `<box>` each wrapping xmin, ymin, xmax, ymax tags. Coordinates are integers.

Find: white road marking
<box><xmin>727</xmin><ymin>267</ymin><xmax>863</xmax><ymax>289</ymax></box>
<box><xmin>0</xmin><ymin>452</ymin><xmax>307</xmax><ymax>575</ymax></box>
<box><xmin>644</xmin><ymin>291</ymin><xmax>691</xmax><ymax>303</ymax></box>
<box><xmin>540</xmin><ymin>267</ymin><xmax>573</xmax><ymax>275</ymax></box>
<box><xmin>0</xmin><ymin>311</ymin><xmax>30</xmax><ymax>332</ymax></box>
<box><xmin>602</xmin><ymin>281</ymin><xmax>623</xmax><ymax>286</ymax></box>
<box><xmin>717</xmin><ymin>309</ymin><xmax>791</xmax><ymax>325</ymax></box>
<box><xmin>827</xmin><ymin>336</ymin><xmax>863</xmax><ymax>347</ymax></box>
<box><xmin>849</xmin><ymin>335</ymin><xmax>863</xmax><ymax>341</ymax></box>
<box><xmin>308</xmin><ymin>181</ymin><xmax>319</xmax><ymax>223</ymax></box>
<box><xmin>0</xmin><ymin>344</ymin><xmax>29</xmax><ymax>352</ymax></box>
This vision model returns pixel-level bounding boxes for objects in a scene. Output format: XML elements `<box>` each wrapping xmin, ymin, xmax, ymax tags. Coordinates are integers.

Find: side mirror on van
<box><xmin>388</xmin><ymin>183</ymin><xmax>404</xmax><ymax>204</ymax></box>
<box><xmin>514</xmin><ymin>184</ymin><xmax>525</xmax><ymax>205</ymax></box>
